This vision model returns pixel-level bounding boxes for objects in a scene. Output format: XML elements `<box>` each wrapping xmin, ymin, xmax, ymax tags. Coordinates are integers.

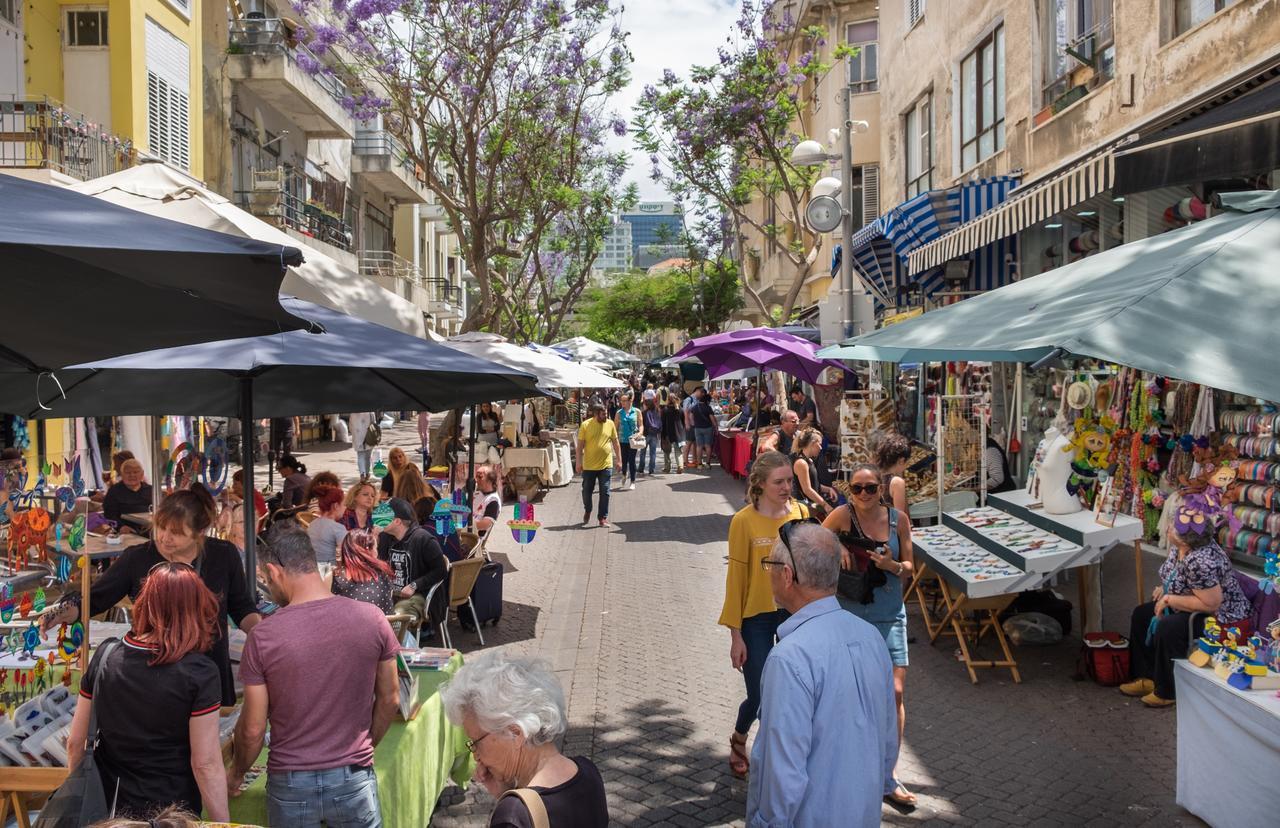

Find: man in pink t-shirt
<box><xmin>229</xmin><ymin>525</ymin><xmax>401</xmax><ymax>827</ymax></box>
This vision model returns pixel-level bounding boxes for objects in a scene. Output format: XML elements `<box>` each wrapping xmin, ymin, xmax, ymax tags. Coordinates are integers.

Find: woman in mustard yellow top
<box><xmin>718</xmin><ymin>450</ymin><xmax>808</xmax><ymax>778</ymax></box>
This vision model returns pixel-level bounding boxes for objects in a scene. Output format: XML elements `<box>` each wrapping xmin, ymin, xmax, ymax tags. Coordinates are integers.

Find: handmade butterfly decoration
<box><xmin>10</xmin><ymin>417</ymin><xmax>30</xmax><ymax>452</ymax></box>
<box><xmin>202</xmin><ymin>438</ymin><xmax>229</xmax><ymax>495</ymax></box>
<box><xmin>69</xmin><ymin>514</ymin><xmax>86</xmax><ymax>553</ymax></box>
<box><xmin>32</xmin><ymin>588</ymin><xmax>45</xmax><ymax>614</ymax></box>
<box><xmin>70</xmin><ymin>455</ymin><xmax>85</xmax><ymax>498</ymax></box>
<box><xmin>508</xmin><ymin>498</ymin><xmax>541</xmax><ymax>547</ymax></box>
<box><xmin>55</xmin><ymin>551</ymin><xmax>71</xmax><ymax>583</ymax></box>
<box><xmin>54</xmin><ymin>486</ymin><xmax>75</xmax><ymax>510</ymax></box>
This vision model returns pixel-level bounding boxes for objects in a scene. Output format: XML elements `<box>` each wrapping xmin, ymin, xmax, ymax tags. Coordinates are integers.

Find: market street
<box><xmin>288</xmin><ymin>421</ymin><xmax>1204</xmax><ymax>827</ymax></box>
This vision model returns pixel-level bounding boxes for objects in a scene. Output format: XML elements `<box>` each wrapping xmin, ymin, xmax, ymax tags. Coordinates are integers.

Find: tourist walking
<box><xmin>718</xmin><ymin>451</ymin><xmax>809</xmax><ymax>778</ymax></box>
<box><xmin>790</xmin><ymin>428</ymin><xmax>835</xmax><ymax>518</ymax></box>
<box><xmin>349</xmin><ymin>412</ymin><xmax>378</xmax><ymax>478</ymax></box>
<box><xmin>331</xmin><ymin>529</ymin><xmax>395</xmax><ymax>614</ymax></box>
<box><xmin>747</xmin><ymin>522</ymin><xmax>897</xmax><ymax>827</ymax></box>
<box><xmin>440</xmin><ymin>650</ymin><xmax>609</xmax><ymax>827</ymax></box>
<box><xmin>376</xmin><ymin>498</ymin><xmax>448</xmax><ymax>631</ymax></box>
<box><xmin>68</xmin><ymin>563</ymin><xmax>228</xmax><ymax>821</ymax></box>
<box><xmin>690</xmin><ymin>388</ymin><xmax>716</xmax><ymax>469</ymax></box>
<box><xmin>577</xmin><ymin>403</ymin><xmax>621</xmax><ymax>527</ymax></box>
<box><xmin>229</xmin><ymin>525</ymin><xmax>401</xmax><ymax>828</ymax></box>
<box><xmin>641</xmin><ymin>396</ymin><xmax>662</xmax><ymax>475</ymax></box>
<box><xmin>872</xmin><ymin>433</ymin><xmax>912</xmax><ymax>513</ymax></box>
<box><xmin>615</xmin><ymin>392</ymin><xmax>640</xmax><ymax>489</ymax></box>
<box><xmin>823</xmin><ymin>462</ymin><xmax>916</xmax><ymax>809</ymax></box>
<box><xmin>660</xmin><ymin>396</ymin><xmax>686</xmax><ymax>474</ymax></box>
<box><xmin>418</xmin><ymin>411</ymin><xmax>432</xmax><ymax>469</ymax></box>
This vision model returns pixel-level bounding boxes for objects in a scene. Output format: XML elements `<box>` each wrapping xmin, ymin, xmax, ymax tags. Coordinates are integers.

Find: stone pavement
<box><xmin>282</xmin><ymin>421</ymin><xmax>1204</xmax><ymax>827</ymax></box>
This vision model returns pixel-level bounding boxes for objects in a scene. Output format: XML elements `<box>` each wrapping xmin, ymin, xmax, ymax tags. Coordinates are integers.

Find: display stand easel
<box><xmin>0</xmin><ymin>547</ymin><xmax>93</xmax><ymax>826</ymax></box>
<box><xmin>908</xmin><ymin>564</ymin><xmax>1021</xmax><ymax>684</ymax></box>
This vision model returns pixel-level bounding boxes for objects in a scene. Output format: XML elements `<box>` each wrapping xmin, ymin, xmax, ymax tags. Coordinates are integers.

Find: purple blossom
<box><xmin>610</xmin><ymin>117</ymin><xmax>627</xmax><ymax>137</ymax></box>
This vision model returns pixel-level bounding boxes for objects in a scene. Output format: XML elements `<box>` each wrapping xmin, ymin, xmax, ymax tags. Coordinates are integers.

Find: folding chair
<box><xmin>385</xmin><ymin>612</ymin><xmax>418</xmax><ymax>646</ymax></box>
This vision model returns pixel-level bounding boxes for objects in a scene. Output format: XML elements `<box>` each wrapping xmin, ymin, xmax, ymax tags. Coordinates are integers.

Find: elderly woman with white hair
<box><xmin>441</xmin><ymin>650</ymin><xmax>609</xmax><ymax>827</ymax></box>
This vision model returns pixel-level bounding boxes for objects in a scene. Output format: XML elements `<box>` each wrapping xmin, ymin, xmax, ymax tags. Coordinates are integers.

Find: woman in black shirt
<box><xmin>42</xmin><ymin>488</ymin><xmax>260</xmax><ymax>706</ymax></box>
<box><xmin>275</xmin><ymin>455</ymin><xmax>310</xmax><ymax>510</ymax></box>
<box><xmin>67</xmin><ymin>562</ymin><xmax>228</xmax><ymax>820</ymax></box>
<box><xmin>102</xmin><ymin>458</ymin><xmax>153</xmax><ymax>534</ymax></box>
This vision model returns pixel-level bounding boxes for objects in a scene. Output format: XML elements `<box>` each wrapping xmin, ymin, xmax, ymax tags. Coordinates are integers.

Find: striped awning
<box><xmin>907</xmin><ymin>152</ymin><xmax>1115</xmax><ymax>275</ymax></box>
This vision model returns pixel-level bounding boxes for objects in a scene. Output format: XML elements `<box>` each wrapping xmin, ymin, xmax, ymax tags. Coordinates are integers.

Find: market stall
<box><xmin>716</xmin><ymin>430</ymin><xmax>753</xmax><ymax>479</ymax></box>
<box><xmin>228</xmin><ymin>654</ymin><xmax>474</xmax><ymax>828</ymax></box>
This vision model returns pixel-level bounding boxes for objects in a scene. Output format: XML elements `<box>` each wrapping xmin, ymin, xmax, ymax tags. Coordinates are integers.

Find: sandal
<box><xmin>729</xmin><ymin>732</ymin><xmax>749</xmax><ymax>778</ymax></box>
<box><xmin>883</xmin><ymin>779</ymin><xmax>917</xmax><ymax>813</ymax></box>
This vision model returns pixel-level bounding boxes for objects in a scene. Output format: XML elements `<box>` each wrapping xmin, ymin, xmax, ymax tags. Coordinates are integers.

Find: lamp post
<box><xmin>792</xmin><ymin>86</ymin><xmax>878</xmax><ymax>338</ymax></box>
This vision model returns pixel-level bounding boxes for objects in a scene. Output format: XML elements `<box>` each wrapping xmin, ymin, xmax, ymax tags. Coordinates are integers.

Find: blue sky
<box><xmin>612</xmin><ymin>0</ymin><xmax>741</xmax><ymax>201</ymax></box>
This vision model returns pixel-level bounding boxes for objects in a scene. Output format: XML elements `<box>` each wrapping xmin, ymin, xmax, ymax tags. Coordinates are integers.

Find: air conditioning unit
<box><xmin>249</xmin><ymin>166</ymin><xmax>284</xmax><ymax>218</ymax></box>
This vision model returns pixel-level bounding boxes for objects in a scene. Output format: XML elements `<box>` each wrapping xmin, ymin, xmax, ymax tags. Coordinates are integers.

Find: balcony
<box><xmin>426</xmin><ymin>278</ymin><xmax>463</xmax><ymax>320</ymax></box>
<box><xmin>352</xmin><ymin>129</ymin><xmax>428</xmax><ymax>203</ymax></box>
<box><xmin>0</xmin><ymin>97</ymin><xmax>137</xmax><ymax>181</ymax></box>
<box><xmin>226</xmin><ymin>19</ymin><xmax>355</xmax><ymax>139</ymax></box>
<box><xmin>238</xmin><ymin>166</ymin><xmax>355</xmax><ymax>252</ymax></box>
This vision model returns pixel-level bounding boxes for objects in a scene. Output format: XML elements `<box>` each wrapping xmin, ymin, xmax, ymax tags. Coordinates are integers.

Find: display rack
<box><xmin>1220</xmin><ymin>409</ymin><xmax>1280</xmax><ymax>568</ymax></box>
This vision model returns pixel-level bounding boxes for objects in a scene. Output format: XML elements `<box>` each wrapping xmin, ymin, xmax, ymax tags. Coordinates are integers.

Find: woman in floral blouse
<box><xmin>1122</xmin><ymin>496</ymin><xmax>1252</xmax><ymax>707</ymax></box>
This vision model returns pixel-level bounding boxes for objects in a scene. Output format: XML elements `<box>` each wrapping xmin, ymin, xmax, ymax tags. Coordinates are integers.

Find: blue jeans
<box><xmin>620</xmin><ymin>445</ymin><xmax>638</xmax><ymax>483</ymax></box>
<box><xmin>355</xmin><ymin>449</ymin><xmax>372</xmax><ymax>478</ymax></box>
<box><xmin>734</xmin><ymin>609</ymin><xmax>788</xmax><ymax>735</ymax></box>
<box><xmin>581</xmin><ymin>468</ymin><xmax>611</xmax><ymax>520</ymax></box>
<box><xmin>267</xmin><ymin>765</ymin><xmax>381</xmax><ymax>828</ymax></box>
<box><xmin>644</xmin><ymin>435</ymin><xmax>660</xmax><ymax>473</ymax></box>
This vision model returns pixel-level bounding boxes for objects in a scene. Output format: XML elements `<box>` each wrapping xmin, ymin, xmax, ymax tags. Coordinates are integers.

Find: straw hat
<box><xmin>1066</xmin><ymin>381</ymin><xmax>1093</xmax><ymax>410</ymax></box>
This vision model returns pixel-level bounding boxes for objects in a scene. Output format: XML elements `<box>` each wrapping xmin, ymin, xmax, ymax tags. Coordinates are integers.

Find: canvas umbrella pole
<box><xmin>239</xmin><ymin>377</ymin><xmax>259</xmax><ymax>599</ymax></box>
<box><xmin>466</xmin><ymin>404</ymin><xmax>478</xmax><ymax>506</ymax></box>
<box><xmin>752</xmin><ymin>369</ymin><xmax>763</xmax><ymax>458</ymax></box>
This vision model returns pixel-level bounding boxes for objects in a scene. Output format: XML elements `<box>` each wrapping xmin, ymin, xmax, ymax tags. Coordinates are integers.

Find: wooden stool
<box><xmin>911</xmin><ymin>564</ymin><xmax>1021</xmax><ymax>684</ymax></box>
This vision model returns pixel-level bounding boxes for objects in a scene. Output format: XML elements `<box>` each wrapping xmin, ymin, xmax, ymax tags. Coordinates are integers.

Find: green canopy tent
<box><xmin>818</xmin><ymin>191</ymin><xmax>1280</xmax><ymax>403</ymax></box>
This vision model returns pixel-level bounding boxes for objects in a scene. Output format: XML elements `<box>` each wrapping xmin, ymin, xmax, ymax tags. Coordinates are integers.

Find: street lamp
<box><xmin>791</xmin><ymin>89</ymin><xmax>875</xmax><ymax>339</ymax></box>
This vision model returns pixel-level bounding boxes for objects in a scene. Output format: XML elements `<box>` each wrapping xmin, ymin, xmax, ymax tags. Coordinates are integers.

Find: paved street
<box><xmin>284</xmin><ymin>422</ymin><xmax>1203</xmax><ymax>827</ymax></box>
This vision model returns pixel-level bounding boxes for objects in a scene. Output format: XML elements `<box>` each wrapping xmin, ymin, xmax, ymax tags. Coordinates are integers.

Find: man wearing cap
<box><xmin>377</xmin><ymin>497</ymin><xmax>448</xmax><ymax>633</ymax></box>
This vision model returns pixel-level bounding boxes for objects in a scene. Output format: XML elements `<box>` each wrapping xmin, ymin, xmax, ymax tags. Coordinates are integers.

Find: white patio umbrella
<box><xmin>443</xmin><ymin>333</ymin><xmax>624</xmax><ymax>391</ymax></box>
<box><xmin>549</xmin><ymin>336</ymin><xmax>641</xmax><ymax>366</ymax></box>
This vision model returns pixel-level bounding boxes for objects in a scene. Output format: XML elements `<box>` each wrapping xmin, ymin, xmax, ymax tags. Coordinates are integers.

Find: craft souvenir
<box><xmin>20</xmin><ymin>624</ymin><xmax>39</xmax><ymax>660</ymax></box>
<box><xmin>202</xmin><ymin>438</ymin><xmax>230</xmax><ymax>495</ymax></box>
<box><xmin>1066</xmin><ymin>381</ymin><xmax>1093</xmax><ymax>411</ymax></box>
<box><xmin>1179</xmin><ymin>445</ymin><xmax>1241</xmax><ymax>533</ymax></box>
<box><xmin>17</xmin><ymin>593</ymin><xmax>32</xmax><ymax>619</ymax></box>
<box><xmin>507</xmin><ymin>499</ymin><xmax>541</xmax><ymax>546</ymax></box>
<box><xmin>448</xmin><ymin>495</ymin><xmax>471</xmax><ymax>529</ymax></box>
<box><xmin>1034</xmin><ymin>428</ymin><xmax>1084</xmax><ymax>515</ymax></box>
<box><xmin>371</xmin><ymin>502</ymin><xmax>394</xmax><ymax>529</ymax></box>
<box><xmin>1063</xmin><ymin>415</ymin><xmax>1115</xmax><ymax>507</ymax></box>
<box><xmin>68</xmin><ymin>514</ymin><xmax>85</xmax><ymax>553</ymax></box>
<box><xmin>1188</xmin><ymin>617</ymin><xmax>1223</xmax><ymax>668</ymax></box>
<box><xmin>431</xmin><ymin>498</ymin><xmax>456</xmax><ymax>537</ymax></box>
<box><xmin>69</xmin><ymin>455</ymin><xmax>85</xmax><ymax>498</ymax></box>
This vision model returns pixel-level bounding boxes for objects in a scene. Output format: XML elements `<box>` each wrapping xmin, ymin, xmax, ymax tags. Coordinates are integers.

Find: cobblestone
<box><xmin>279</xmin><ymin>423</ymin><xmax>1205</xmax><ymax>827</ymax></box>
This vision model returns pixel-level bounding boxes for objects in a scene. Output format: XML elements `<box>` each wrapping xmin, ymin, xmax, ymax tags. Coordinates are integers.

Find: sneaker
<box><xmin>599</xmin><ymin>518</ymin><xmax>609</xmax><ymax>527</ymax></box>
<box><xmin>628</xmin><ymin>482</ymin><xmax>636</xmax><ymax>491</ymax></box>
<box><xmin>1119</xmin><ymin>678</ymin><xmax>1154</xmax><ymax>697</ymax></box>
<box><xmin>1140</xmin><ymin>692</ymin><xmax>1175</xmax><ymax>708</ymax></box>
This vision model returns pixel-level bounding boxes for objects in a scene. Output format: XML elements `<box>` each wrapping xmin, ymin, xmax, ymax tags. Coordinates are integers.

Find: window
<box><xmin>145</xmin><ymin>18</ymin><xmax>190</xmax><ymax>169</ymax></box>
<box><xmin>1040</xmin><ymin>1</ymin><xmax>1114</xmax><ymax>108</ymax></box>
<box><xmin>904</xmin><ymin>94</ymin><xmax>932</xmax><ymax>197</ymax></box>
<box><xmin>65</xmin><ymin>10</ymin><xmax>108</xmax><ymax>47</ymax></box>
<box><xmin>960</xmin><ymin>24</ymin><xmax>1005</xmax><ymax>171</ymax></box>
<box><xmin>1174</xmin><ymin>0</ymin><xmax>1239</xmax><ymax>35</ymax></box>
<box><xmin>1</xmin><ymin>0</ymin><xmax>18</xmax><ymax>27</ymax></box>
<box><xmin>861</xmin><ymin>165</ymin><xmax>880</xmax><ymax>223</ymax></box>
<box><xmin>846</xmin><ymin>21</ymin><xmax>878</xmax><ymax>93</ymax></box>
<box><xmin>363</xmin><ymin>203</ymin><xmax>392</xmax><ymax>253</ymax></box>
<box><xmin>907</xmin><ymin>0</ymin><xmax>926</xmax><ymax>28</ymax></box>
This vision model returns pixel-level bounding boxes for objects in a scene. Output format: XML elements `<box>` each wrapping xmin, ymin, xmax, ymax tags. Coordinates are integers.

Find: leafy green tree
<box><xmin>580</xmin><ymin>257</ymin><xmax>743</xmax><ymax>348</ymax></box>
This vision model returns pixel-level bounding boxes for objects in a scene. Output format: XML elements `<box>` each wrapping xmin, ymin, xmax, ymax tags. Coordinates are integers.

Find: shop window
<box><xmin>904</xmin><ymin>94</ymin><xmax>932</xmax><ymax>198</ymax></box>
<box><xmin>1040</xmin><ymin>1</ymin><xmax>1114</xmax><ymax>112</ymax></box>
<box><xmin>906</xmin><ymin>0</ymin><xmax>926</xmax><ymax>29</ymax></box>
<box><xmin>65</xmin><ymin>9</ymin><xmax>108</xmax><ymax>47</ymax></box>
<box><xmin>960</xmin><ymin>24</ymin><xmax>1004</xmax><ymax>171</ymax></box>
<box><xmin>1174</xmin><ymin>0</ymin><xmax>1240</xmax><ymax>36</ymax></box>
<box><xmin>846</xmin><ymin>20</ymin><xmax>878</xmax><ymax>93</ymax></box>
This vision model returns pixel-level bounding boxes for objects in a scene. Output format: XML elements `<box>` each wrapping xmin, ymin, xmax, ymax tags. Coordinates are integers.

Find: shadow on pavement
<box><xmin>612</xmin><ymin>513</ymin><xmax>733</xmax><ymax>546</ymax></box>
<box><xmin>444</xmin><ymin>600</ymin><xmax>541</xmax><ymax>655</ymax></box>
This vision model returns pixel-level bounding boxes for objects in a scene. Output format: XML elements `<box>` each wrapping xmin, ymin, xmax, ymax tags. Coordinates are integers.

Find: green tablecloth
<box><xmin>227</xmin><ymin>653</ymin><xmax>474</xmax><ymax>827</ymax></box>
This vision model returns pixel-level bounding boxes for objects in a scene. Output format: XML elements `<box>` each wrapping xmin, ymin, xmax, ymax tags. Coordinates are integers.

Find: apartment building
<box><xmin>741</xmin><ymin>0</ymin><xmax>882</xmax><ymax>332</ymax></box>
<box><xmin>864</xmin><ymin>0</ymin><xmax>1280</xmax><ymax>307</ymax></box>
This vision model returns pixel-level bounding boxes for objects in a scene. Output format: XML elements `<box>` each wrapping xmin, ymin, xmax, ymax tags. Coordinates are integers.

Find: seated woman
<box><xmin>272</xmin><ymin>455</ymin><xmax>310</xmax><ymax>512</ymax></box>
<box><xmin>380</xmin><ymin>447</ymin><xmax>411</xmax><ymax>500</ymax></box>
<box><xmin>331</xmin><ymin>529</ymin><xmax>395</xmax><ymax>614</ymax></box>
<box><xmin>440</xmin><ymin>650</ymin><xmax>609</xmax><ymax>827</ymax></box>
<box><xmin>306</xmin><ymin>488</ymin><xmax>348</xmax><ymax>578</ymax></box>
<box><xmin>66</xmin><ymin>562</ymin><xmax>228</xmax><ymax>820</ymax></box>
<box><xmin>1122</xmin><ymin>496</ymin><xmax>1253</xmax><ymax>707</ymax></box>
<box><xmin>473</xmin><ymin>465</ymin><xmax>503</xmax><ymax>537</ymax></box>
<box><xmin>102</xmin><ymin>459</ymin><xmax>153</xmax><ymax>534</ymax></box>
<box><xmin>340</xmin><ymin>480</ymin><xmax>378</xmax><ymax>531</ymax></box>
<box><xmin>90</xmin><ymin>450</ymin><xmax>135</xmax><ymax>504</ymax></box>
<box><xmin>393</xmin><ymin>461</ymin><xmax>432</xmax><ymax>505</ymax></box>
<box><xmin>304</xmin><ymin>471</ymin><xmax>342</xmax><ymax>507</ymax></box>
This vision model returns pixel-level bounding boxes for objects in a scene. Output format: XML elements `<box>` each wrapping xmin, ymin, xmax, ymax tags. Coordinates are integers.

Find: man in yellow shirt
<box><xmin>576</xmin><ymin>403</ymin><xmax>621</xmax><ymax>527</ymax></box>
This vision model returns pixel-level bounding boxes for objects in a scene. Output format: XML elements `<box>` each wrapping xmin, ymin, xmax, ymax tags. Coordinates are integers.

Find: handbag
<box><xmin>499</xmin><ymin>789</ymin><xmax>550</xmax><ymax>828</ymax></box>
<box><xmin>35</xmin><ymin>640</ymin><xmax>121</xmax><ymax>828</ymax></box>
<box><xmin>364</xmin><ymin>422</ymin><xmax>382</xmax><ymax>447</ymax></box>
<box><xmin>629</xmin><ymin>433</ymin><xmax>647</xmax><ymax>450</ymax></box>
<box><xmin>835</xmin><ymin>509</ymin><xmax>888</xmax><ymax>605</ymax></box>
<box><xmin>1075</xmin><ymin>631</ymin><xmax>1130</xmax><ymax>686</ymax></box>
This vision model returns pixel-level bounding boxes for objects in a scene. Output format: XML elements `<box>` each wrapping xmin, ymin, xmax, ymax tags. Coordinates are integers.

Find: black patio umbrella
<box><xmin>0</xmin><ymin>298</ymin><xmax>542</xmax><ymax>597</ymax></box>
<box><xmin>0</xmin><ymin>174</ymin><xmax>311</xmax><ymax>371</ymax></box>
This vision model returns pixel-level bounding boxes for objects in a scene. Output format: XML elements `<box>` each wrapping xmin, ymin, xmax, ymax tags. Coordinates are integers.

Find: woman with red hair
<box><xmin>331</xmin><ymin>529</ymin><xmax>395</xmax><ymax>613</ymax></box>
<box><xmin>67</xmin><ymin>562</ymin><xmax>228</xmax><ymax>820</ymax></box>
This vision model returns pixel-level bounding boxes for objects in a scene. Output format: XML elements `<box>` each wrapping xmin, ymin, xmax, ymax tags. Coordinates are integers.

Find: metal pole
<box><xmin>239</xmin><ymin>378</ymin><xmax>258</xmax><ymax>601</ymax></box>
<box><xmin>840</xmin><ymin>85</ymin><xmax>857</xmax><ymax>340</ymax></box>
<box><xmin>466</xmin><ymin>404</ymin><xmax>478</xmax><ymax>507</ymax></box>
<box><xmin>751</xmin><ymin>368</ymin><xmax>763</xmax><ymax>459</ymax></box>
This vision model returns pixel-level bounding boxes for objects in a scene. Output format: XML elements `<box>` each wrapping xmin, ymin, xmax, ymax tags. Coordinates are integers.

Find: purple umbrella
<box><xmin>671</xmin><ymin>328</ymin><xmax>847</xmax><ymax>455</ymax></box>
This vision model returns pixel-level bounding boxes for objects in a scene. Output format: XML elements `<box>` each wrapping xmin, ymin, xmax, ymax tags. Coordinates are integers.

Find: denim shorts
<box><xmin>837</xmin><ymin>599</ymin><xmax>909</xmax><ymax>667</ymax></box>
<box><xmin>693</xmin><ymin>427</ymin><xmax>715</xmax><ymax>447</ymax></box>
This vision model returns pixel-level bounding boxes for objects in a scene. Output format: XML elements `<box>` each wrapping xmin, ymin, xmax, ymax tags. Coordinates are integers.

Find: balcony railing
<box><xmin>228</xmin><ymin>18</ymin><xmax>349</xmax><ymax>105</ymax></box>
<box><xmin>354</xmin><ymin>128</ymin><xmax>426</xmax><ymax>186</ymax></box>
<box><xmin>237</xmin><ymin>166</ymin><xmax>355</xmax><ymax>252</ymax></box>
<box><xmin>0</xmin><ymin>97</ymin><xmax>137</xmax><ymax>180</ymax></box>
<box><xmin>426</xmin><ymin>278</ymin><xmax>463</xmax><ymax>307</ymax></box>
<box><xmin>359</xmin><ymin>249</ymin><xmax>420</xmax><ymax>285</ymax></box>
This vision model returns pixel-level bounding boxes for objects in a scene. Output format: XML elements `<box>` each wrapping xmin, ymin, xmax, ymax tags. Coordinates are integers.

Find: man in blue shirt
<box><xmin>747</xmin><ymin>522</ymin><xmax>897</xmax><ymax>827</ymax></box>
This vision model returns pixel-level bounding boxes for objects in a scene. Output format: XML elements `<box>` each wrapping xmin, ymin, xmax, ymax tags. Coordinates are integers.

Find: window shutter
<box><xmin>145</xmin><ymin>18</ymin><xmax>191</xmax><ymax>169</ymax></box>
<box><xmin>907</xmin><ymin>0</ymin><xmax>925</xmax><ymax>27</ymax></box>
<box><xmin>862</xmin><ymin>165</ymin><xmax>880</xmax><ymax>221</ymax></box>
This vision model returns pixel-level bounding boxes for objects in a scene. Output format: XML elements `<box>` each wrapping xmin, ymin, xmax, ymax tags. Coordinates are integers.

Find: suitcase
<box><xmin>460</xmin><ymin>560</ymin><xmax>504</xmax><ymax>629</ymax></box>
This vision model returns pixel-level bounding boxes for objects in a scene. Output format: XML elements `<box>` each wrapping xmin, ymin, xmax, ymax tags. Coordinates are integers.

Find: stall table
<box><xmin>1175</xmin><ymin>660</ymin><xmax>1280</xmax><ymax>828</ymax></box>
<box><xmin>46</xmin><ymin>532</ymin><xmax>147</xmax><ymax>561</ymax></box>
<box><xmin>717</xmin><ymin>431</ymin><xmax>752</xmax><ymax>479</ymax></box>
<box><xmin>228</xmin><ymin>653</ymin><xmax>474</xmax><ymax>828</ymax></box>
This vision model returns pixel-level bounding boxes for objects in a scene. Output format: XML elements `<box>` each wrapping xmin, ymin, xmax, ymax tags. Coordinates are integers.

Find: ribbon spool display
<box><xmin>507</xmin><ymin>498</ymin><xmax>541</xmax><ymax>547</ymax></box>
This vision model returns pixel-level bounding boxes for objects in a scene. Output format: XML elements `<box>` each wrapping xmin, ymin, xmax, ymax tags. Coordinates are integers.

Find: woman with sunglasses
<box><xmin>823</xmin><ymin>462</ymin><xmax>916</xmax><ymax>809</ymax></box>
<box><xmin>717</xmin><ymin>451</ymin><xmax>810</xmax><ymax>779</ymax></box>
<box><xmin>41</xmin><ymin>488</ymin><xmax>260</xmax><ymax>707</ymax></box>
<box><xmin>67</xmin><ymin>562</ymin><xmax>227</xmax><ymax>820</ymax></box>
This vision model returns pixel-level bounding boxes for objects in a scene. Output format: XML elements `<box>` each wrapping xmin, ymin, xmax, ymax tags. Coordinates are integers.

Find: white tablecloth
<box><xmin>1175</xmin><ymin>660</ymin><xmax>1280</xmax><ymax>827</ymax></box>
<box><xmin>501</xmin><ymin>447</ymin><xmax>553</xmax><ymax>481</ymax></box>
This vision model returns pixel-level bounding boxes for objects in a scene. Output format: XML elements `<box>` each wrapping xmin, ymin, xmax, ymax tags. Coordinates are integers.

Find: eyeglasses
<box><xmin>465</xmin><ymin>732</ymin><xmax>492</xmax><ymax>754</ymax></box>
<box><xmin>848</xmin><ymin>483</ymin><xmax>880</xmax><ymax>495</ymax></box>
<box><xmin>764</xmin><ymin>517</ymin><xmax>820</xmax><ymax>585</ymax></box>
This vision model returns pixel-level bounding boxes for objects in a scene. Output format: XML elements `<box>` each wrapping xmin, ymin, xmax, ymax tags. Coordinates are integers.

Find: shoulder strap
<box><xmin>501</xmin><ymin>788</ymin><xmax>550</xmax><ymax>828</ymax></box>
<box><xmin>85</xmin><ymin>638</ymin><xmax>123</xmax><ymax>756</ymax></box>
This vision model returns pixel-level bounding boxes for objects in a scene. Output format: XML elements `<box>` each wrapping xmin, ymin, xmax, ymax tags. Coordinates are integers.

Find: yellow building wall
<box><xmin>24</xmin><ymin>0</ymin><xmax>204</xmax><ymax>178</ymax></box>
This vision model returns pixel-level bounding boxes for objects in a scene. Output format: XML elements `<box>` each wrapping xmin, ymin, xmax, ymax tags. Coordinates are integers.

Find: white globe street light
<box><xmin>812</xmin><ymin>176</ymin><xmax>842</xmax><ymax>199</ymax></box>
<box><xmin>790</xmin><ymin>139</ymin><xmax>828</xmax><ymax>167</ymax></box>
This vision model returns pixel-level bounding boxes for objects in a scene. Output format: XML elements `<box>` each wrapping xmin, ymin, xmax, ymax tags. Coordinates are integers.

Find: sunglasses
<box><xmin>762</xmin><ymin>517</ymin><xmax>820</xmax><ymax>585</ymax></box>
<box><xmin>848</xmin><ymin>483</ymin><xmax>880</xmax><ymax>496</ymax></box>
